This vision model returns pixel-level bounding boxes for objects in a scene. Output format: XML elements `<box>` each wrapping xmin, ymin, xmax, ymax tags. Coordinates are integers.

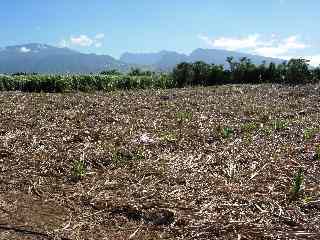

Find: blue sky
<box><xmin>1</xmin><ymin>0</ymin><xmax>320</xmax><ymax>65</ymax></box>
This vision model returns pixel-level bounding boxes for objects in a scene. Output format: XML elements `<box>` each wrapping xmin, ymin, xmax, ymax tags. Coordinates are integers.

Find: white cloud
<box><xmin>198</xmin><ymin>34</ymin><xmax>216</xmax><ymax>47</ymax></box>
<box><xmin>284</xmin><ymin>36</ymin><xmax>307</xmax><ymax>49</ymax></box>
<box><xmin>254</xmin><ymin>36</ymin><xmax>308</xmax><ymax>58</ymax></box>
<box><xmin>306</xmin><ymin>55</ymin><xmax>320</xmax><ymax>67</ymax></box>
<box><xmin>94</xmin><ymin>33</ymin><xmax>105</xmax><ymax>40</ymax></box>
<box><xmin>59</xmin><ymin>40</ymin><xmax>69</xmax><ymax>48</ymax></box>
<box><xmin>59</xmin><ymin>33</ymin><xmax>105</xmax><ymax>48</ymax></box>
<box><xmin>263</xmin><ymin>54</ymin><xmax>320</xmax><ymax>67</ymax></box>
<box><xmin>198</xmin><ymin>34</ymin><xmax>261</xmax><ymax>51</ymax></box>
<box><xmin>199</xmin><ymin>34</ymin><xmax>308</xmax><ymax>58</ymax></box>
<box><xmin>254</xmin><ymin>47</ymin><xmax>288</xmax><ymax>57</ymax></box>
<box><xmin>20</xmin><ymin>47</ymin><xmax>31</xmax><ymax>53</ymax></box>
<box><xmin>70</xmin><ymin>35</ymin><xmax>94</xmax><ymax>47</ymax></box>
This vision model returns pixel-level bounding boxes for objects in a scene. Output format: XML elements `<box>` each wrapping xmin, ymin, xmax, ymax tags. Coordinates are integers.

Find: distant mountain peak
<box><xmin>0</xmin><ymin>43</ymin><xmax>131</xmax><ymax>74</ymax></box>
<box><xmin>2</xmin><ymin>43</ymin><xmax>72</xmax><ymax>54</ymax></box>
<box><xmin>121</xmin><ymin>48</ymin><xmax>284</xmax><ymax>71</ymax></box>
<box><xmin>0</xmin><ymin>43</ymin><xmax>284</xmax><ymax>74</ymax></box>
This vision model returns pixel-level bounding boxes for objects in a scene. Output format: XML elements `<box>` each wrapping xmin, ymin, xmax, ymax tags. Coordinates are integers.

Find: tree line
<box><xmin>172</xmin><ymin>57</ymin><xmax>320</xmax><ymax>87</ymax></box>
<box><xmin>1</xmin><ymin>57</ymin><xmax>320</xmax><ymax>92</ymax></box>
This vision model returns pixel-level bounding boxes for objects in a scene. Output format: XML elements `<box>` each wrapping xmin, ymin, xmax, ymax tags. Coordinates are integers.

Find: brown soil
<box><xmin>0</xmin><ymin>84</ymin><xmax>319</xmax><ymax>239</ymax></box>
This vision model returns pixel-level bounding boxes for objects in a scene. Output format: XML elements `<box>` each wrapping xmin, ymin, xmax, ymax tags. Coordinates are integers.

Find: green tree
<box><xmin>276</xmin><ymin>61</ymin><xmax>288</xmax><ymax>84</ymax></box>
<box><xmin>191</xmin><ymin>61</ymin><xmax>210</xmax><ymax>85</ymax></box>
<box><xmin>313</xmin><ymin>66</ymin><xmax>320</xmax><ymax>82</ymax></box>
<box><xmin>286</xmin><ymin>58</ymin><xmax>312</xmax><ymax>84</ymax></box>
<box><xmin>100</xmin><ymin>69</ymin><xmax>122</xmax><ymax>75</ymax></box>
<box><xmin>172</xmin><ymin>62</ymin><xmax>192</xmax><ymax>87</ymax></box>
<box><xmin>128</xmin><ymin>68</ymin><xmax>142</xmax><ymax>76</ymax></box>
<box><xmin>208</xmin><ymin>64</ymin><xmax>227</xmax><ymax>85</ymax></box>
<box><xmin>266</xmin><ymin>62</ymin><xmax>278</xmax><ymax>82</ymax></box>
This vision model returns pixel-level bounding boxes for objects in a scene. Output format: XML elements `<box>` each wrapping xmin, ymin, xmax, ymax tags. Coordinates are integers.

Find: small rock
<box><xmin>143</xmin><ymin>209</ymin><xmax>175</xmax><ymax>225</ymax></box>
<box><xmin>160</xmin><ymin>95</ymin><xmax>176</xmax><ymax>101</ymax></box>
<box><xmin>207</xmin><ymin>135</ymin><xmax>219</xmax><ymax>144</ymax></box>
<box><xmin>173</xmin><ymin>177</ymin><xmax>186</xmax><ymax>185</ymax></box>
<box><xmin>175</xmin><ymin>218</ymin><xmax>189</xmax><ymax>227</ymax></box>
<box><xmin>111</xmin><ymin>205</ymin><xmax>143</xmax><ymax>221</ymax></box>
<box><xmin>303</xmin><ymin>200</ymin><xmax>320</xmax><ymax>211</ymax></box>
<box><xmin>0</xmin><ymin>149</ymin><xmax>12</xmax><ymax>158</ymax></box>
<box><xmin>90</xmin><ymin>201</ymin><xmax>107</xmax><ymax>210</ymax></box>
<box><xmin>139</xmin><ymin>133</ymin><xmax>155</xmax><ymax>144</ymax></box>
<box><xmin>160</xmin><ymin>95</ymin><xmax>170</xmax><ymax>101</ymax></box>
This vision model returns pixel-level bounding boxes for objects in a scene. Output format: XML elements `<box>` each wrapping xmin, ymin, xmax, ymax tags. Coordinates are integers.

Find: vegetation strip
<box><xmin>0</xmin><ymin>57</ymin><xmax>319</xmax><ymax>92</ymax></box>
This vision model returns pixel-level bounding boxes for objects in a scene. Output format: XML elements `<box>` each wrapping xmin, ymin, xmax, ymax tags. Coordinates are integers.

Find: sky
<box><xmin>1</xmin><ymin>0</ymin><xmax>320</xmax><ymax>65</ymax></box>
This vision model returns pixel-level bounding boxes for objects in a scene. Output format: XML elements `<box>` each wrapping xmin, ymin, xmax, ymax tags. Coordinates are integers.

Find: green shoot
<box><xmin>290</xmin><ymin>167</ymin><xmax>304</xmax><ymax>199</ymax></box>
<box><xmin>72</xmin><ymin>159</ymin><xmax>86</xmax><ymax>180</ymax></box>
<box><xmin>176</xmin><ymin>111</ymin><xmax>192</xmax><ymax>140</ymax></box>
<box><xmin>160</xmin><ymin>131</ymin><xmax>177</xmax><ymax>143</ymax></box>
<box><xmin>314</xmin><ymin>145</ymin><xmax>320</xmax><ymax>160</ymax></box>
<box><xmin>221</xmin><ymin>127</ymin><xmax>234</xmax><ymax>139</ymax></box>
<box><xmin>176</xmin><ymin>111</ymin><xmax>192</xmax><ymax>124</ymax></box>
<box><xmin>303</xmin><ymin>128</ymin><xmax>318</xmax><ymax>140</ymax></box>
<box><xmin>241</xmin><ymin>122</ymin><xmax>258</xmax><ymax>133</ymax></box>
<box><xmin>272</xmin><ymin>119</ymin><xmax>288</xmax><ymax>131</ymax></box>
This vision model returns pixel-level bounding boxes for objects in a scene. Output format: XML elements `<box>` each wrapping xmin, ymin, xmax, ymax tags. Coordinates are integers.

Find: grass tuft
<box><xmin>314</xmin><ymin>145</ymin><xmax>320</xmax><ymax>160</ymax></box>
<box><xmin>221</xmin><ymin>126</ymin><xmax>234</xmax><ymax>139</ymax></box>
<box><xmin>303</xmin><ymin>128</ymin><xmax>318</xmax><ymax>140</ymax></box>
<box><xmin>241</xmin><ymin>122</ymin><xmax>259</xmax><ymax>133</ymax></box>
<box><xmin>290</xmin><ymin>167</ymin><xmax>304</xmax><ymax>200</ymax></box>
<box><xmin>71</xmin><ymin>159</ymin><xmax>86</xmax><ymax>180</ymax></box>
<box><xmin>272</xmin><ymin>119</ymin><xmax>288</xmax><ymax>131</ymax></box>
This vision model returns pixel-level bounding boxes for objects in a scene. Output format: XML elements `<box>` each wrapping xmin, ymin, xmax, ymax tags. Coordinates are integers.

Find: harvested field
<box><xmin>0</xmin><ymin>84</ymin><xmax>320</xmax><ymax>239</ymax></box>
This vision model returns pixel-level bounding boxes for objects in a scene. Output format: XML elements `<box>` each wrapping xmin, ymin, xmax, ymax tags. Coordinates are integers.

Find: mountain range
<box><xmin>0</xmin><ymin>43</ymin><xmax>130</xmax><ymax>74</ymax></box>
<box><xmin>120</xmin><ymin>49</ymin><xmax>284</xmax><ymax>71</ymax></box>
<box><xmin>0</xmin><ymin>43</ymin><xmax>284</xmax><ymax>74</ymax></box>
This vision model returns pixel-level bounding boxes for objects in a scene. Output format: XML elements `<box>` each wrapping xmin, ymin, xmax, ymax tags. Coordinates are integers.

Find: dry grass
<box><xmin>0</xmin><ymin>84</ymin><xmax>320</xmax><ymax>239</ymax></box>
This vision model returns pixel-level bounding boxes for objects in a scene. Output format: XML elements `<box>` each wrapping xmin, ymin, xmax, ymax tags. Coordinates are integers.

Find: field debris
<box><xmin>0</xmin><ymin>84</ymin><xmax>320</xmax><ymax>239</ymax></box>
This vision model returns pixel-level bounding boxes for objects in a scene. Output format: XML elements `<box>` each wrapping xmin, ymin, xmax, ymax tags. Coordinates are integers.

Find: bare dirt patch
<box><xmin>0</xmin><ymin>84</ymin><xmax>319</xmax><ymax>239</ymax></box>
